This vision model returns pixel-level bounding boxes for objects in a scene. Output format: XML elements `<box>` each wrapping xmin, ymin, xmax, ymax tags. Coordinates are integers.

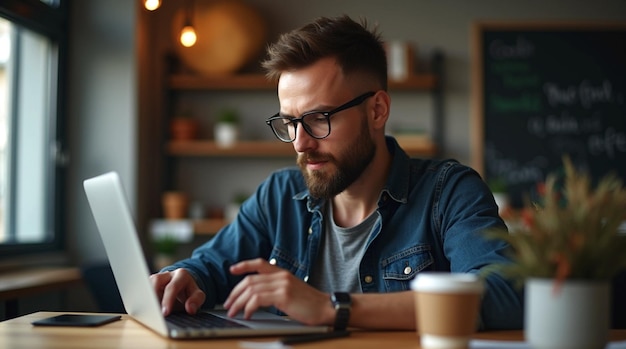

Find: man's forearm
<box><xmin>349</xmin><ymin>291</ymin><xmax>416</xmax><ymax>330</ymax></box>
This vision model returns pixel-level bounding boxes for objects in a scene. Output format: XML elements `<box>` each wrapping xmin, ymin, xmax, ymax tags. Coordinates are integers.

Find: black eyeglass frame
<box><xmin>265</xmin><ymin>91</ymin><xmax>376</xmax><ymax>143</ymax></box>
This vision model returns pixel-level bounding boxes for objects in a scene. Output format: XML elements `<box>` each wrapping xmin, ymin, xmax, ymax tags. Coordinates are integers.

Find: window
<box><xmin>0</xmin><ymin>0</ymin><xmax>67</xmax><ymax>257</ymax></box>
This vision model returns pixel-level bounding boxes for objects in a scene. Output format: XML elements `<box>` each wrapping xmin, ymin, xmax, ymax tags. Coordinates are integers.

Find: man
<box><xmin>151</xmin><ymin>15</ymin><xmax>523</xmax><ymax>330</ymax></box>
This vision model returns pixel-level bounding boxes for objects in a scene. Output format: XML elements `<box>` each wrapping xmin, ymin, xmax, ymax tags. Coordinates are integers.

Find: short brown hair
<box><xmin>262</xmin><ymin>15</ymin><xmax>388</xmax><ymax>90</ymax></box>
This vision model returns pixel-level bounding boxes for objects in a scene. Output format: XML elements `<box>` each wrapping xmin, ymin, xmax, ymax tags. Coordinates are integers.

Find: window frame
<box><xmin>0</xmin><ymin>0</ymin><xmax>68</xmax><ymax>258</ymax></box>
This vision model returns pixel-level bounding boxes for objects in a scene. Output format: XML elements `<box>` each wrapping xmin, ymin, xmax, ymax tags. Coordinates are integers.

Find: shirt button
<box><xmin>404</xmin><ymin>266</ymin><xmax>412</xmax><ymax>275</ymax></box>
<box><xmin>303</xmin><ymin>275</ymin><xmax>309</xmax><ymax>282</ymax></box>
<box><xmin>269</xmin><ymin>258</ymin><xmax>277</xmax><ymax>265</ymax></box>
<box><xmin>364</xmin><ymin>275</ymin><xmax>373</xmax><ymax>283</ymax></box>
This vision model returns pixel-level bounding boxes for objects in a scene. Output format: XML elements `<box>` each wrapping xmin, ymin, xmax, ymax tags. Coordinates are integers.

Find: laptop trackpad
<box><xmin>208</xmin><ymin>310</ymin><xmax>310</xmax><ymax>329</ymax></box>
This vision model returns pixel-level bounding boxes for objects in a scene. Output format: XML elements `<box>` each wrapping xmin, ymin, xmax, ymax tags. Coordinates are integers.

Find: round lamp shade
<box><xmin>172</xmin><ymin>0</ymin><xmax>267</xmax><ymax>75</ymax></box>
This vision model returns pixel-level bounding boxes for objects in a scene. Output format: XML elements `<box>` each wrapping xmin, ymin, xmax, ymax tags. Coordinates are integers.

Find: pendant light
<box><xmin>144</xmin><ymin>0</ymin><xmax>161</xmax><ymax>11</ymax></box>
<box><xmin>179</xmin><ymin>0</ymin><xmax>197</xmax><ymax>47</ymax></box>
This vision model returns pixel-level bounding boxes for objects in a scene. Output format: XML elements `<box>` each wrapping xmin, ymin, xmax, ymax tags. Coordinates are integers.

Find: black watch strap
<box><xmin>330</xmin><ymin>292</ymin><xmax>351</xmax><ymax>331</ymax></box>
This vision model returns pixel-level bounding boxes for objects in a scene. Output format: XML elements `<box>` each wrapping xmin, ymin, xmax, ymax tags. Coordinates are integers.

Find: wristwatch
<box><xmin>330</xmin><ymin>292</ymin><xmax>352</xmax><ymax>331</ymax></box>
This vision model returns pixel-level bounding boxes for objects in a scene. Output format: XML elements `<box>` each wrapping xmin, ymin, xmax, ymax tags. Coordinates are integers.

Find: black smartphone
<box><xmin>32</xmin><ymin>314</ymin><xmax>121</xmax><ymax>327</ymax></box>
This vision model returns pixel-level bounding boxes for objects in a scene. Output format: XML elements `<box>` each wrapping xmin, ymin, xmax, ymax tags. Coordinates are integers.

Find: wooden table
<box><xmin>2</xmin><ymin>311</ymin><xmax>626</xmax><ymax>349</ymax></box>
<box><xmin>0</xmin><ymin>267</ymin><xmax>82</xmax><ymax>319</ymax></box>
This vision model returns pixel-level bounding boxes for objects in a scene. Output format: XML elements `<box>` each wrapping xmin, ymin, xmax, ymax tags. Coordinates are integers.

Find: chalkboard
<box><xmin>471</xmin><ymin>22</ymin><xmax>626</xmax><ymax>206</ymax></box>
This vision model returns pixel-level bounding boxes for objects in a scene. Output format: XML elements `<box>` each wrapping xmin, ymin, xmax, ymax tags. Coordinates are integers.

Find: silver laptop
<box><xmin>83</xmin><ymin>171</ymin><xmax>329</xmax><ymax>339</ymax></box>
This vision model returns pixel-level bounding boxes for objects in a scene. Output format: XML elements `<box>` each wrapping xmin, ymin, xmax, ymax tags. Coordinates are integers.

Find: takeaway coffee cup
<box><xmin>411</xmin><ymin>272</ymin><xmax>484</xmax><ymax>349</ymax></box>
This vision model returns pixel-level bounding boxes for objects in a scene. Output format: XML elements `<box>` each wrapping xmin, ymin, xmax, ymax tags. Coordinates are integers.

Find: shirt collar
<box><xmin>295</xmin><ymin>136</ymin><xmax>411</xmax><ymax>207</ymax></box>
<box><xmin>380</xmin><ymin>136</ymin><xmax>410</xmax><ymax>204</ymax></box>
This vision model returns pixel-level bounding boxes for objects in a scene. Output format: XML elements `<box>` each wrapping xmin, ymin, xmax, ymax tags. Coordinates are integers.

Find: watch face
<box><xmin>332</xmin><ymin>292</ymin><xmax>351</xmax><ymax>304</ymax></box>
<box><xmin>331</xmin><ymin>292</ymin><xmax>351</xmax><ymax>330</ymax></box>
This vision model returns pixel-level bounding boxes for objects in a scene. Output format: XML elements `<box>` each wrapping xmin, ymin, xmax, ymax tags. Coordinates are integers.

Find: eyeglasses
<box><xmin>265</xmin><ymin>91</ymin><xmax>376</xmax><ymax>143</ymax></box>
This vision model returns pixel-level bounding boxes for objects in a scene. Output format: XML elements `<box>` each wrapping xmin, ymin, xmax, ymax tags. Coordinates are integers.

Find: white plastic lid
<box><xmin>410</xmin><ymin>272</ymin><xmax>484</xmax><ymax>294</ymax></box>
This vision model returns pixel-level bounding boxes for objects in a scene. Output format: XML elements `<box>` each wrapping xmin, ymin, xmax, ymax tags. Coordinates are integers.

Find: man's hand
<box><xmin>150</xmin><ymin>268</ymin><xmax>206</xmax><ymax>316</ymax></box>
<box><xmin>223</xmin><ymin>258</ymin><xmax>334</xmax><ymax>326</ymax></box>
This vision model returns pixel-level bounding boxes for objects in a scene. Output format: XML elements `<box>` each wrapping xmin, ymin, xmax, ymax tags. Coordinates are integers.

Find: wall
<box><xmin>67</xmin><ymin>0</ymin><xmax>137</xmax><ymax>265</ymax></box>
<box><xmin>68</xmin><ymin>0</ymin><xmax>626</xmax><ymax>264</ymax></box>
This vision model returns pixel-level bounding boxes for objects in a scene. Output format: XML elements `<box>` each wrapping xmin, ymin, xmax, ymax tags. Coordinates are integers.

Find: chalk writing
<box><xmin>489</xmin><ymin>36</ymin><xmax>535</xmax><ymax>60</ymax></box>
<box><xmin>544</xmin><ymin>80</ymin><xmax>614</xmax><ymax>109</ymax></box>
<box><xmin>579</xmin><ymin>80</ymin><xmax>613</xmax><ymax>109</ymax></box>
<box><xmin>489</xmin><ymin>93</ymin><xmax>541</xmax><ymax>113</ymax></box>
<box><xmin>485</xmin><ymin>144</ymin><xmax>547</xmax><ymax>186</ymax></box>
<box><xmin>503</xmin><ymin>74</ymin><xmax>540</xmax><ymax>89</ymax></box>
<box><xmin>588</xmin><ymin>127</ymin><xmax>626</xmax><ymax>159</ymax></box>
<box><xmin>490</xmin><ymin>60</ymin><xmax>531</xmax><ymax>74</ymax></box>
<box><xmin>544</xmin><ymin>83</ymin><xmax>577</xmax><ymax>107</ymax></box>
<box><xmin>480</xmin><ymin>27</ymin><xmax>626</xmax><ymax>204</ymax></box>
<box><xmin>526</xmin><ymin>112</ymin><xmax>597</xmax><ymax>138</ymax></box>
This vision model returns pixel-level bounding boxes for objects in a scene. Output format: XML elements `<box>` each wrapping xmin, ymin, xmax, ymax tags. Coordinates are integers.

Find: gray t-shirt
<box><xmin>308</xmin><ymin>202</ymin><xmax>377</xmax><ymax>293</ymax></box>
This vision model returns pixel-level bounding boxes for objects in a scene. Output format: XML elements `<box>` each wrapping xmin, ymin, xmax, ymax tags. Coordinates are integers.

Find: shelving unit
<box><xmin>167</xmin><ymin>139</ymin><xmax>437</xmax><ymax>158</ymax></box>
<box><xmin>167</xmin><ymin>140</ymin><xmax>294</xmax><ymax>157</ymax></box>
<box><xmin>160</xmin><ymin>52</ymin><xmax>444</xmax><ymax>235</ymax></box>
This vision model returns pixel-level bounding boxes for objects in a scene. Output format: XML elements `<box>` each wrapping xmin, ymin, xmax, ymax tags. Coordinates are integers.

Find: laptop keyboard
<box><xmin>166</xmin><ymin>312</ymin><xmax>248</xmax><ymax>329</ymax></box>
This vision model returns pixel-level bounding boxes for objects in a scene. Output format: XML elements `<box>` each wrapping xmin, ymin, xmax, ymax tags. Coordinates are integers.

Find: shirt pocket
<box><xmin>381</xmin><ymin>244</ymin><xmax>433</xmax><ymax>291</ymax></box>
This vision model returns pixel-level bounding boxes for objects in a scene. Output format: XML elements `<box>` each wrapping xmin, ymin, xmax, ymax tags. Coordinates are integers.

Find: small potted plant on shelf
<box><xmin>152</xmin><ymin>234</ymin><xmax>179</xmax><ymax>271</ymax></box>
<box><xmin>150</xmin><ymin>219</ymin><xmax>194</xmax><ymax>271</ymax></box>
<box><xmin>487</xmin><ymin>176</ymin><xmax>509</xmax><ymax>216</ymax></box>
<box><xmin>486</xmin><ymin>156</ymin><xmax>626</xmax><ymax>349</ymax></box>
<box><xmin>214</xmin><ymin>108</ymin><xmax>239</xmax><ymax>148</ymax></box>
<box><xmin>170</xmin><ymin>111</ymin><xmax>200</xmax><ymax>141</ymax></box>
<box><xmin>225</xmin><ymin>192</ymin><xmax>249</xmax><ymax>222</ymax></box>
<box><xmin>161</xmin><ymin>191</ymin><xmax>189</xmax><ymax>220</ymax></box>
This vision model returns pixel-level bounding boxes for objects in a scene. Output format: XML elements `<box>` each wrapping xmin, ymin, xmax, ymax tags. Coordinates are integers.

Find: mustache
<box><xmin>297</xmin><ymin>152</ymin><xmax>333</xmax><ymax>165</ymax></box>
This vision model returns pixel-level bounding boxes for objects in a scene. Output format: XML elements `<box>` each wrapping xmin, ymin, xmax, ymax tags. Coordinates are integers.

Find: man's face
<box><xmin>297</xmin><ymin>113</ymin><xmax>375</xmax><ymax>199</ymax></box>
<box><xmin>277</xmin><ymin>57</ymin><xmax>376</xmax><ymax>199</ymax></box>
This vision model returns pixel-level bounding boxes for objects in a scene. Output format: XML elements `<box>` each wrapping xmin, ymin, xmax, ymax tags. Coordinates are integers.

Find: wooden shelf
<box><xmin>396</xmin><ymin>136</ymin><xmax>438</xmax><ymax>156</ymax></box>
<box><xmin>167</xmin><ymin>140</ymin><xmax>295</xmax><ymax>157</ymax></box>
<box><xmin>193</xmin><ymin>219</ymin><xmax>225</xmax><ymax>235</ymax></box>
<box><xmin>169</xmin><ymin>73</ymin><xmax>438</xmax><ymax>91</ymax></box>
<box><xmin>170</xmin><ymin>74</ymin><xmax>276</xmax><ymax>90</ymax></box>
<box><xmin>388</xmin><ymin>74</ymin><xmax>438</xmax><ymax>90</ymax></box>
<box><xmin>167</xmin><ymin>139</ymin><xmax>437</xmax><ymax>158</ymax></box>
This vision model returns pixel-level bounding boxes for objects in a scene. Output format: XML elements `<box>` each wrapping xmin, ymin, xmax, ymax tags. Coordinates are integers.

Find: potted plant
<box><xmin>161</xmin><ymin>191</ymin><xmax>189</xmax><ymax>220</ymax></box>
<box><xmin>214</xmin><ymin>108</ymin><xmax>240</xmax><ymax>148</ymax></box>
<box><xmin>153</xmin><ymin>234</ymin><xmax>179</xmax><ymax>271</ymax></box>
<box><xmin>487</xmin><ymin>156</ymin><xmax>626</xmax><ymax>349</ymax></box>
<box><xmin>225</xmin><ymin>192</ymin><xmax>249</xmax><ymax>222</ymax></box>
<box><xmin>170</xmin><ymin>111</ymin><xmax>200</xmax><ymax>141</ymax></box>
<box><xmin>149</xmin><ymin>219</ymin><xmax>194</xmax><ymax>271</ymax></box>
<box><xmin>487</xmin><ymin>176</ymin><xmax>509</xmax><ymax>216</ymax></box>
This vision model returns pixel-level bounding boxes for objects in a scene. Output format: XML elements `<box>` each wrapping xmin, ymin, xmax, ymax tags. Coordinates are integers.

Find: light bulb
<box><xmin>144</xmin><ymin>0</ymin><xmax>161</xmax><ymax>11</ymax></box>
<box><xmin>180</xmin><ymin>26</ymin><xmax>197</xmax><ymax>47</ymax></box>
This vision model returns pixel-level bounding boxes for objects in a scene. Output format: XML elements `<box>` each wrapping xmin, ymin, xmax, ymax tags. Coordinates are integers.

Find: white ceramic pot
<box><xmin>225</xmin><ymin>202</ymin><xmax>240</xmax><ymax>222</ymax></box>
<box><xmin>153</xmin><ymin>253</ymin><xmax>176</xmax><ymax>271</ymax></box>
<box><xmin>214</xmin><ymin>122</ymin><xmax>239</xmax><ymax>148</ymax></box>
<box><xmin>525</xmin><ymin>278</ymin><xmax>610</xmax><ymax>349</ymax></box>
<box><xmin>492</xmin><ymin>192</ymin><xmax>509</xmax><ymax>215</ymax></box>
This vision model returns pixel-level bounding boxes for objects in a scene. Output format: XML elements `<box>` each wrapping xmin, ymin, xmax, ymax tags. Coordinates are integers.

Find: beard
<box><xmin>297</xmin><ymin>118</ymin><xmax>376</xmax><ymax>199</ymax></box>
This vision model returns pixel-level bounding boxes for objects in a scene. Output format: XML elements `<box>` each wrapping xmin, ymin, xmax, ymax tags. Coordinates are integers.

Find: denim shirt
<box><xmin>165</xmin><ymin>137</ymin><xmax>523</xmax><ymax>330</ymax></box>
